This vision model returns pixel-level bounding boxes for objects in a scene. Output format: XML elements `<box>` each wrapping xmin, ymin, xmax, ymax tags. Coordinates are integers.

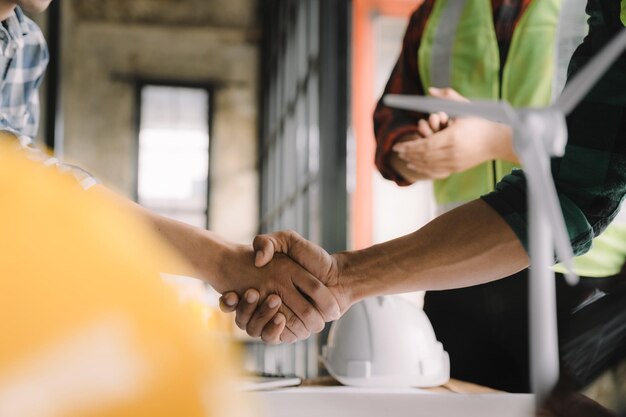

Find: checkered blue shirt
<box><xmin>0</xmin><ymin>7</ymin><xmax>48</xmax><ymax>142</ymax></box>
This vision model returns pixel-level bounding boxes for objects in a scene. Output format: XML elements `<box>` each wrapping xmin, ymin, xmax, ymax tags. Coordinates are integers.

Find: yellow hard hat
<box><xmin>0</xmin><ymin>141</ymin><xmax>252</xmax><ymax>417</ymax></box>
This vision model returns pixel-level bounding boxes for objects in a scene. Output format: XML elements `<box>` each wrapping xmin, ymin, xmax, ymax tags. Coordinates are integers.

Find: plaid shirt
<box><xmin>482</xmin><ymin>0</ymin><xmax>626</xmax><ymax>256</ymax></box>
<box><xmin>373</xmin><ymin>0</ymin><xmax>532</xmax><ymax>186</ymax></box>
<box><xmin>0</xmin><ymin>7</ymin><xmax>48</xmax><ymax>142</ymax></box>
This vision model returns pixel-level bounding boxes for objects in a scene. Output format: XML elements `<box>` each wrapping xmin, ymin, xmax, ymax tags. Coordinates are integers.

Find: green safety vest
<box><xmin>622</xmin><ymin>0</ymin><xmax>626</xmax><ymax>26</ymax></box>
<box><xmin>418</xmin><ymin>0</ymin><xmax>569</xmax><ymax>206</ymax></box>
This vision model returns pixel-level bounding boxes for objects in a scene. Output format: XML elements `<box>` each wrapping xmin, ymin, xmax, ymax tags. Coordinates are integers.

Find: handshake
<box><xmin>214</xmin><ymin>230</ymin><xmax>354</xmax><ymax>344</ymax></box>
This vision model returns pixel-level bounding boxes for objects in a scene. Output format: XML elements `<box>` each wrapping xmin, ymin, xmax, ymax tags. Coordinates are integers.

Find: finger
<box><xmin>280</xmin><ymin>327</ymin><xmax>298</xmax><ymax>344</ymax></box>
<box><xmin>396</xmin><ymin>140</ymin><xmax>442</xmax><ymax>159</ymax></box>
<box><xmin>402</xmin><ymin>146</ymin><xmax>455</xmax><ymax>163</ymax></box>
<box><xmin>253</xmin><ymin>235</ymin><xmax>276</xmax><ymax>267</ymax></box>
<box><xmin>438</xmin><ymin>112</ymin><xmax>450</xmax><ymax>128</ymax></box>
<box><xmin>393</xmin><ymin>137</ymin><xmax>421</xmax><ymax>153</ymax></box>
<box><xmin>234</xmin><ymin>289</ymin><xmax>260</xmax><ymax>331</ymax></box>
<box><xmin>428</xmin><ymin>113</ymin><xmax>442</xmax><ymax>132</ymax></box>
<box><xmin>404</xmin><ymin>148</ymin><xmax>455</xmax><ymax>167</ymax></box>
<box><xmin>271</xmin><ymin>231</ymin><xmax>334</xmax><ymax>285</ymax></box>
<box><xmin>253</xmin><ymin>230</ymin><xmax>298</xmax><ymax>267</ymax></box>
<box><xmin>417</xmin><ymin>119</ymin><xmax>434</xmax><ymax>137</ymax></box>
<box><xmin>395</xmin><ymin>136</ymin><xmax>432</xmax><ymax>154</ymax></box>
<box><xmin>246</xmin><ymin>294</ymin><xmax>282</xmax><ymax>338</ymax></box>
<box><xmin>280</xmin><ymin>303</ymin><xmax>311</xmax><ymax>341</ymax></box>
<box><xmin>399</xmin><ymin>130</ymin><xmax>455</xmax><ymax>158</ymax></box>
<box><xmin>219</xmin><ymin>292</ymin><xmax>240</xmax><ymax>313</ymax></box>
<box><xmin>291</xmin><ymin>270</ymin><xmax>340</xmax><ymax>321</ymax></box>
<box><xmin>396</xmin><ymin>149</ymin><xmax>425</xmax><ymax>163</ymax></box>
<box><xmin>281</xmin><ymin>285</ymin><xmax>326</xmax><ymax>334</ymax></box>
<box><xmin>261</xmin><ymin>313</ymin><xmax>286</xmax><ymax>344</ymax></box>
<box><xmin>407</xmin><ymin>157</ymin><xmax>457</xmax><ymax>177</ymax></box>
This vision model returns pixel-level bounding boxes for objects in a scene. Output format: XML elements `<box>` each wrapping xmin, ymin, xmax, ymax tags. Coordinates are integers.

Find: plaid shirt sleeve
<box><xmin>372</xmin><ymin>3</ymin><xmax>433</xmax><ymax>186</ymax></box>
<box><xmin>481</xmin><ymin>0</ymin><xmax>626</xmax><ymax>256</ymax></box>
<box><xmin>0</xmin><ymin>8</ymin><xmax>49</xmax><ymax>142</ymax></box>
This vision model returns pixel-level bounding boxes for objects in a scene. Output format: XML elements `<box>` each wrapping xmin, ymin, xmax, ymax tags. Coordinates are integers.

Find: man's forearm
<box><xmin>335</xmin><ymin>199</ymin><xmax>529</xmax><ymax>303</ymax></box>
<box><xmin>91</xmin><ymin>184</ymin><xmax>232</xmax><ymax>289</ymax></box>
<box><xmin>140</xmin><ymin>208</ymin><xmax>233</xmax><ymax>286</ymax></box>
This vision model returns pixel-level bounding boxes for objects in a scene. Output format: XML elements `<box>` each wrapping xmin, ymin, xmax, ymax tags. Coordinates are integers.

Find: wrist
<box><xmin>331</xmin><ymin>251</ymin><xmax>374</xmax><ymax>308</ymax></box>
<box><xmin>212</xmin><ymin>242</ymin><xmax>254</xmax><ymax>294</ymax></box>
<box><xmin>486</xmin><ymin>123</ymin><xmax>516</xmax><ymax>162</ymax></box>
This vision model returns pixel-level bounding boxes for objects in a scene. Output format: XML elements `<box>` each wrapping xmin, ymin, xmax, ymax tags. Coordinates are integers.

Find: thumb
<box><xmin>428</xmin><ymin>86</ymin><xmax>468</xmax><ymax>102</ymax></box>
<box><xmin>253</xmin><ymin>235</ymin><xmax>276</xmax><ymax>267</ymax></box>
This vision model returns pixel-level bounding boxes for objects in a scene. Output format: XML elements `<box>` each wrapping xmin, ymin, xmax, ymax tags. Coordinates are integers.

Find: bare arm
<box><xmin>334</xmin><ymin>199</ymin><xmax>528</xmax><ymax>304</ymax></box>
<box><xmin>92</xmin><ymin>185</ymin><xmax>340</xmax><ymax>343</ymax></box>
<box><xmin>92</xmin><ymin>184</ymin><xmax>231</xmax><ymax>287</ymax></box>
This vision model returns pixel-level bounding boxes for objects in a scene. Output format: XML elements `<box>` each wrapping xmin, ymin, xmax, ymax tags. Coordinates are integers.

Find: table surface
<box><xmin>256</xmin><ymin>385</ymin><xmax>536</xmax><ymax>417</ymax></box>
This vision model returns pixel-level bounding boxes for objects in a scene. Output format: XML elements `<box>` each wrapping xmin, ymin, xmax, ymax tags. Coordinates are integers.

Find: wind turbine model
<box><xmin>384</xmin><ymin>28</ymin><xmax>626</xmax><ymax>403</ymax></box>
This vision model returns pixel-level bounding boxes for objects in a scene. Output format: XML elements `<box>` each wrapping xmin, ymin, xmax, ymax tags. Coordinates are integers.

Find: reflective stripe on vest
<box><xmin>429</xmin><ymin>0</ymin><xmax>468</xmax><ymax>89</ymax></box>
<box><xmin>552</xmin><ymin>0</ymin><xmax>589</xmax><ymax>99</ymax></box>
<box><xmin>418</xmin><ymin>0</ymin><xmax>588</xmax><ymax>206</ymax></box>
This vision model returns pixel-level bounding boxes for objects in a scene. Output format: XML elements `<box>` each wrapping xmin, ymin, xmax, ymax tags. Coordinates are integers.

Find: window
<box><xmin>137</xmin><ymin>85</ymin><xmax>211</xmax><ymax>229</ymax></box>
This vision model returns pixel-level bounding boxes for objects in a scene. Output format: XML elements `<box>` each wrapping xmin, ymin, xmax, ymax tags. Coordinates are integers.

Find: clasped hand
<box><xmin>217</xmin><ymin>231</ymin><xmax>351</xmax><ymax>344</ymax></box>
<box><xmin>392</xmin><ymin>87</ymin><xmax>515</xmax><ymax>182</ymax></box>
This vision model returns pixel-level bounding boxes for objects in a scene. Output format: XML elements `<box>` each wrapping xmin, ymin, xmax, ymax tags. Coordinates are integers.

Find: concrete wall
<box><xmin>58</xmin><ymin>0</ymin><xmax>260</xmax><ymax>243</ymax></box>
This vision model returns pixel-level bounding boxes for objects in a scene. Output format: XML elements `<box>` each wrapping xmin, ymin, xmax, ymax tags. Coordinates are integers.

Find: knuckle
<box><xmin>286</xmin><ymin>313</ymin><xmax>301</xmax><ymax>330</ymax></box>
<box><xmin>279</xmin><ymin>229</ymin><xmax>293</xmax><ymax>240</ymax></box>
<box><xmin>301</xmin><ymin>306</ymin><xmax>323</xmax><ymax>332</ymax></box>
<box><xmin>309</xmin><ymin>279</ymin><xmax>325</xmax><ymax>296</ymax></box>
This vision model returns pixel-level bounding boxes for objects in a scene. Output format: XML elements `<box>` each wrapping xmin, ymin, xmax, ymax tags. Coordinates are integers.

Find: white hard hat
<box><xmin>321</xmin><ymin>296</ymin><xmax>449</xmax><ymax>388</ymax></box>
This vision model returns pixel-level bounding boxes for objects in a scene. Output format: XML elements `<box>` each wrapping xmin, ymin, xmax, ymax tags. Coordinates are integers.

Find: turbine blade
<box><xmin>522</xmin><ymin>138</ymin><xmax>579</xmax><ymax>286</ymax></box>
<box><xmin>556</xmin><ymin>29</ymin><xmax>626</xmax><ymax>115</ymax></box>
<box><xmin>383</xmin><ymin>95</ymin><xmax>519</xmax><ymax>124</ymax></box>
